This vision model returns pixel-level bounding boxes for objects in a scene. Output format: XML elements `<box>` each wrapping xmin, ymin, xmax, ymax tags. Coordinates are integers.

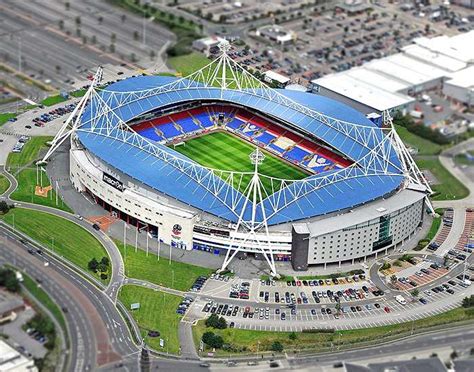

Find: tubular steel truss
<box><xmin>44</xmin><ymin>42</ymin><xmax>432</xmax><ymax>275</ymax></box>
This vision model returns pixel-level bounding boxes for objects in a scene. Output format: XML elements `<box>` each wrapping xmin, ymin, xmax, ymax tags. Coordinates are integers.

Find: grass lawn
<box><xmin>0</xmin><ymin>208</ymin><xmax>110</xmax><ymax>283</ymax></box>
<box><xmin>6</xmin><ymin>136</ymin><xmax>72</xmax><ymax>212</ymax></box>
<box><xmin>426</xmin><ymin>214</ymin><xmax>441</xmax><ymax>241</ymax></box>
<box><xmin>0</xmin><ymin>174</ymin><xmax>10</xmax><ymax>195</ymax></box>
<box><xmin>6</xmin><ymin>136</ymin><xmax>53</xmax><ymax>170</ymax></box>
<box><xmin>70</xmin><ymin>89</ymin><xmax>87</xmax><ymax>98</ymax></box>
<box><xmin>193</xmin><ymin>306</ymin><xmax>474</xmax><ymax>355</ymax></box>
<box><xmin>416</xmin><ymin>157</ymin><xmax>469</xmax><ymax>200</ymax></box>
<box><xmin>40</xmin><ymin>94</ymin><xmax>68</xmax><ymax>107</ymax></box>
<box><xmin>115</xmin><ymin>240</ymin><xmax>213</xmax><ymax>291</ymax></box>
<box><xmin>454</xmin><ymin>152</ymin><xmax>474</xmax><ymax>166</ymax></box>
<box><xmin>168</xmin><ymin>52</ymin><xmax>210</xmax><ymax>77</ymax></box>
<box><xmin>0</xmin><ymin>112</ymin><xmax>17</xmax><ymax>126</ymax></box>
<box><xmin>173</xmin><ymin>131</ymin><xmax>308</xmax><ymax>195</ymax></box>
<box><xmin>119</xmin><ymin>285</ymin><xmax>182</xmax><ymax>354</ymax></box>
<box><xmin>21</xmin><ymin>271</ymin><xmax>67</xmax><ymax>332</ymax></box>
<box><xmin>394</xmin><ymin>125</ymin><xmax>443</xmax><ymax>156</ymax></box>
<box><xmin>9</xmin><ymin>167</ymin><xmax>72</xmax><ymax>213</ymax></box>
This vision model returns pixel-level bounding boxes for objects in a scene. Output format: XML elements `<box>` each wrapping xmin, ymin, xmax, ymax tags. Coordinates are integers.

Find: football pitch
<box><xmin>172</xmin><ymin>131</ymin><xmax>308</xmax><ymax>195</ymax></box>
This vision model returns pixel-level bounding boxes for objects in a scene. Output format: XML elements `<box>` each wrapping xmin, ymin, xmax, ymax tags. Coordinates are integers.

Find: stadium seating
<box><xmin>130</xmin><ymin>105</ymin><xmax>352</xmax><ymax>173</ymax></box>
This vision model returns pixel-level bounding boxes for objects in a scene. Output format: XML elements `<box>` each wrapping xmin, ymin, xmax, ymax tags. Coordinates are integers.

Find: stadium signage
<box><xmin>103</xmin><ymin>172</ymin><xmax>124</xmax><ymax>192</ymax></box>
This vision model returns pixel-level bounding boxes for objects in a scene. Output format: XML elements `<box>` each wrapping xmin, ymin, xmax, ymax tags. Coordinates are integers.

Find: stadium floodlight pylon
<box><xmin>219</xmin><ymin>147</ymin><xmax>277</xmax><ymax>276</ymax></box>
<box><xmin>382</xmin><ymin>110</ymin><xmax>435</xmax><ymax>214</ymax></box>
<box><xmin>39</xmin><ymin>67</ymin><xmax>103</xmax><ymax>164</ymax></box>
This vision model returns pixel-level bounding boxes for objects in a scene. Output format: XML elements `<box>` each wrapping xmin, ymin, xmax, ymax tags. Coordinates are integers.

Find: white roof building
<box><xmin>313</xmin><ymin>70</ymin><xmax>415</xmax><ymax>113</ymax></box>
<box><xmin>443</xmin><ymin>65</ymin><xmax>474</xmax><ymax>106</ymax></box>
<box><xmin>0</xmin><ymin>340</ymin><xmax>37</xmax><ymax>372</ymax></box>
<box><xmin>264</xmin><ymin>70</ymin><xmax>290</xmax><ymax>86</ymax></box>
<box><xmin>312</xmin><ymin>30</ymin><xmax>474</xmax><ymax>112</ymax></box>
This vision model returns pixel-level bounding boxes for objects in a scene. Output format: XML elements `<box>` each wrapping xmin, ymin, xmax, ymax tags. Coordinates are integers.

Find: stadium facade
<box><xmin>45</xmin><ymin>42</ymin><xmax>432</xmax><ymax>275</ymax></box>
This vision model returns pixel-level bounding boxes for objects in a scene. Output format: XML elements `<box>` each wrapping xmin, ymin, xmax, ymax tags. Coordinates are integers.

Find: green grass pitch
<box><xmin>172</xmin><ymin>131</ymin><xmax>308</xmax><ymax>195</ymax></box>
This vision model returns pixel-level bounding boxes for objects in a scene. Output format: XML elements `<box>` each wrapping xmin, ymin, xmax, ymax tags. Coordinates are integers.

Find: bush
<box><xmin>100</xmin><ymin>273</ymin><xmax>108</xmax><ymax>280</ymax></box>
<box><xmin>202</xmin><ymin>331</ymin><xmax>224</xmax><ymax>349</ymax></box>
<box><xmin>88</xmin><ymin>258</ymin><xmax>99</xmax><ymax>272</ymax></box>
<box><xmin>0</xmin><ymin>268</ymin><xmax>20</xmax><ymax>293</ymax></box>
<box><xmin>414</xmin><ymin>239</ymin><xmax>430</xmax><ymax>251</ymax></box>
<box><xmin>302</xmin><ymin>328</ymin><xmax>335</xmax><ymax>334</ymax></box>
<box><xmin>271</xmin><ymin>341</ymin><xmax>284</xmax><ymax>352</ymax></box>
<box><xmin>26</xmin><ymin>313</ymin><xmax>56</xmax><ymax>350</ymax></box>
<box><xmin>289</xmin><ymin>332</ymin><xmax>297</xmax><ymax>340</ymax></box>
<box><xmin>393</xmin><ymin>112</ymin><xmax>450</xmax><ymax>145</ymax></box>
<box><xmin>462</xmin><ymin>295</ymin><xmax>474</xmax><ymax>308</ymax></box>
<box><xmin>205</xmin><ymin>314</ymin><xmax>227</xmax><ymax>329</ymax></box>
<box><xmin>380</xmin><ymin>261</ymin><xmax>391</xmax><ymax>270</ymax></box>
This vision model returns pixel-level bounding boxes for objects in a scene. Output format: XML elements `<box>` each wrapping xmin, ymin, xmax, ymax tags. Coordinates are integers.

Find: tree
<box><xmin>0</xmin><ymin>201</ymin><xmax>10</xmax><ymax>214</ymax></box>
<box><xmin>335</xmin><ymin>302</ymin><xmax>341</xmax><ymax>315</ymax></box>
<box><xmin>271</xmin><ymin>341</ymin><xmax>284</xmax><ymax>352</ymax></box>
<box><xmin>205</xmin><ymin>314</ymin><xmax>227</xmax><ymax>329</ymax></box>
<box><xmin>411</xmin><ymin>289</ymin><xmax>419</xmax><ymax>297</ymax></box>
<box><xmin>202</xmin><ymin>331</ymin><xmax>223</xmax><ymax>349</ymax></box>
<box><xmin>462</xmin><ymin>295</ymin><xmax>474</xmax><ymax>308</ymax></box>
<box><xmin>75</xmin><ymin>16</ymin><xmax>81</xmax><ymax>28</ymax></box>
<box><xmin>390</xmin><ymin>275</ymin><xmax>398</xmax><ymax>285</ymax></box>
<box><xmin>97</xmin><ymin>262</ymin><xmax>107</xmax><ymax>273</ymax></box>
<box><xmin>0</xmin><ymin>268</ymin><xmax>20</xmax><ymax>293</ymax></box>
<box><xmin>289</xmin><ymin>332</ymin><xmax>297</xmax><ymax>341</ymax></box>
<box><xmin>101</xmin><ymin>256</ymin><xmax>110</xmax><ymax>267</ymax></box>
<box><xmin>88</xmin><ymin>258</ymin><xmax>99</xmax><ymax>272</ymax></box>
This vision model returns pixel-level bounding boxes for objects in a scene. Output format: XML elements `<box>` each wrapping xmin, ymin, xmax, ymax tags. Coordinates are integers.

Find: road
<box><xmin>0</xmin><ymin>167</ymin><xmax>136</xmax><ymax>371</ymax></box>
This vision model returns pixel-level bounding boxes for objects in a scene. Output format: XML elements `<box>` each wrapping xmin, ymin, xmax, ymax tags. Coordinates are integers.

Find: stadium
<box><xmin>48</xmin><ymin>42</ymin><xmax>432</xmax><ymax>275</ymax></box>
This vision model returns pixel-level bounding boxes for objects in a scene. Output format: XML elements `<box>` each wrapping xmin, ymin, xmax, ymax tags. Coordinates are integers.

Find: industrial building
<box><xmin>312</xmin><ymin>30</ymin><xmax>474</xmax><ymax>114</ymax></box>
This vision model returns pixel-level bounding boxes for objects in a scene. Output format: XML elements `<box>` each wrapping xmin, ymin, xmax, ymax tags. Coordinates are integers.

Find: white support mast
<box><xmin>38</xmin><ymin>67</ymin><xmax>103</xmax><ymax>164</ymax></box>
<box><xmin>384</xmin><ymin>110</ymin><xmax>435</xmax><ymax>214</ymax></box>
<box><xmin>219</xmin><ymin>148</ymin><xmax>277</xmax><ymax>276</ymax></box>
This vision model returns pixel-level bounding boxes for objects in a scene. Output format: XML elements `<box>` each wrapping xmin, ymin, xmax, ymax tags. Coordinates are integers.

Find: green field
<box><xmin>0</xmin><ymin>208</ymin><xmax>109</xmax><ymax>283</ymax></box>
<box><xmin>119</xmin><ymin>285</ymin><xmax>183</xmax><ymax>354</ymax></box>
<box><xmin>194</xmin><ymin>306</ymin><xmax>474</xmax><ymax>355</ymax></box>
<box><xmin>416</xmin><ymin>157</ymin><xmax>469</xmax><ymax>200</ymax></box>
<box><xmin>115</xmin><ymin>240</ymin><xmax>213</xmax><ymax>291</ymax></box>
<box><xmin>168</xmin><ymin>52</ymin><xmax>210</xmax><ymax>77</ymax></box>
<box><xmin>6</xmin><ymin>136</ymin><xmax>72</xmax><ymax>212</ymax></box>
<box><xmin>9</xmin><ymin>167</ymin><xmax>72</xmax><ymax>213</ymax></box>
<box><xmin>0</xmin><ymin>112</ymin><xmax>17</xmax><ymax>126</ymax></box>
<box><xmin>173</xmin><ymin>132</ymin><xmax>308</xmax><ymax>194</ymax></box>
<box><xmin>0</xmin><ymin>174</ymin><xmax>10</xmax><ymax>195</ymax></box>
<box><xmin>6</xmin><ymin>136</ymin><xmax>53</xmax><ymax>170</ymax></box>
<box><xmin>394</xmin><ymin>124</ymin><xmax>443</xmax><ymax>156</ymax></box>
<box><xmin>40</xmin><ymin>94</ymin><xmax>68</xmax><ymax>107</ymax></box>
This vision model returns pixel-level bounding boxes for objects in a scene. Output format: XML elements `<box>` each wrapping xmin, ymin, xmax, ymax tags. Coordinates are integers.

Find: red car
<box><xmin>296</xmin><ymin>281</ymin><xmax>302</xmax><ymax>286</ymax></box>
<box><xmin>384</xmin><ymin>306</ymin><xmax>391</xmax><ymax>313</ymax></box>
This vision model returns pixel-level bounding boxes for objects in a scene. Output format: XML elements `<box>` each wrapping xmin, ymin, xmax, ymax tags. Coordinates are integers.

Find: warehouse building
<box><xmin>312</xmin><ymin>30</ymin><xmax>474</xmax><ymax>113</ymax></box>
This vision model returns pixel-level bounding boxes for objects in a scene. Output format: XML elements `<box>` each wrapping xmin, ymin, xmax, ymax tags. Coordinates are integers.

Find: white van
<box><xmin>395</xmin><ymin>295</ymin><xmax>407</xmax><ymax>305</ymax></box>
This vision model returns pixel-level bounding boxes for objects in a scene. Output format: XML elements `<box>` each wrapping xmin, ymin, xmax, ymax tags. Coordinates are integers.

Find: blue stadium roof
<box><xmin>78</xmin><ymin>75</ymin><xmax>404</xmax><ymax>225</ymax></box>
